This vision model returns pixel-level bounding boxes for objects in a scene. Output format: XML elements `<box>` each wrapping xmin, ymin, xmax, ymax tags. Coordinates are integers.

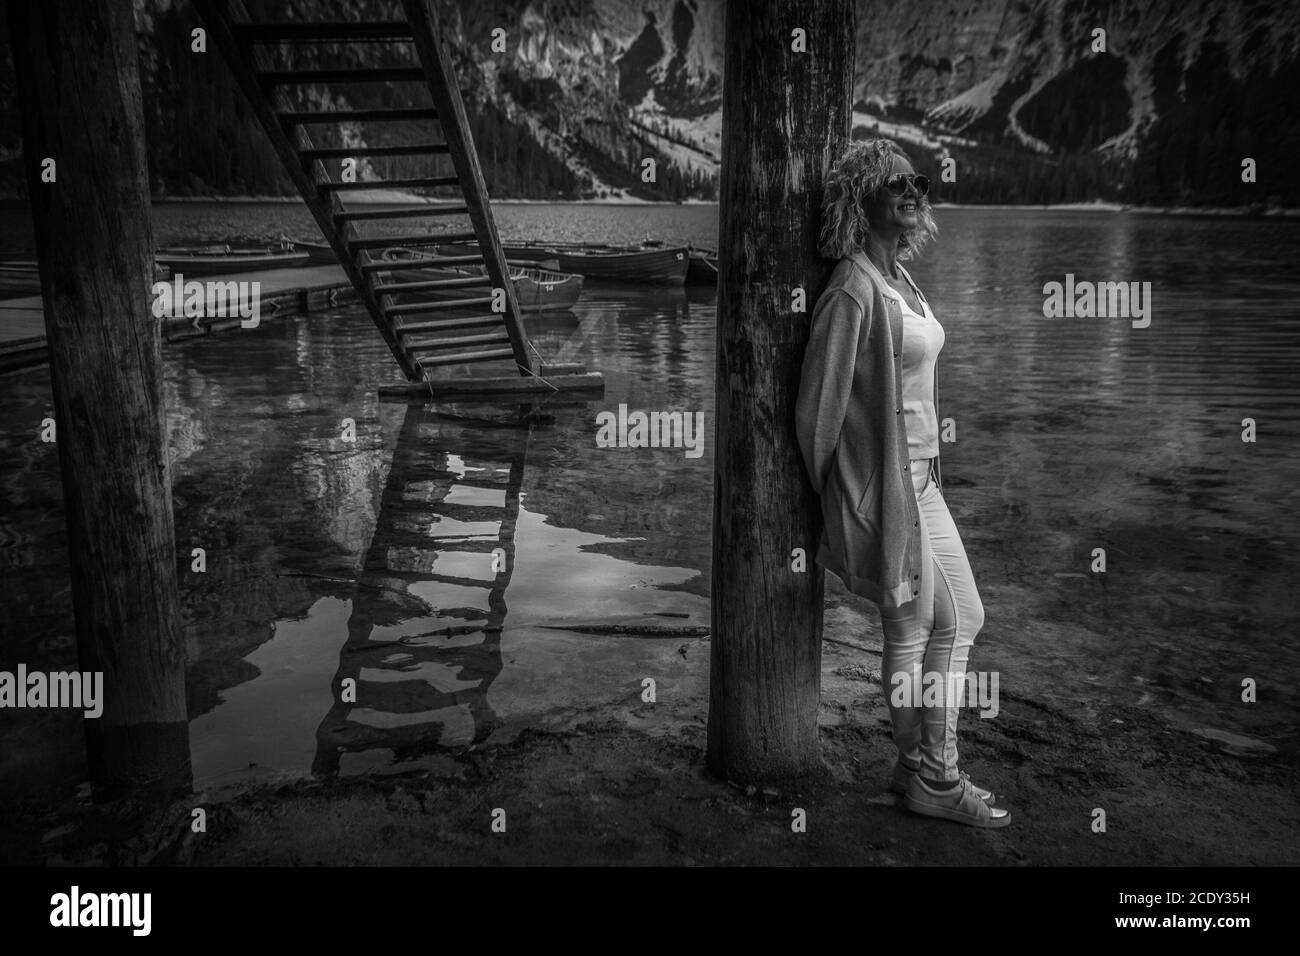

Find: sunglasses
<box><xmin>881</xmin><ymin>173</ymin><xmax>930</xmax><ymax>197</ymax></box>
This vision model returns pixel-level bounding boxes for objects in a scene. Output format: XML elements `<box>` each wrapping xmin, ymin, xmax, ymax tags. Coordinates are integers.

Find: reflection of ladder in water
<box><xmin>313</xmin><ymin>403</ymin><xmax>530</xmax><ymax>774</ymax></box>
<box><xmin>195</xmin><ymin>0</ymin><xmax>544</xmax><ymax>382</ymax></box>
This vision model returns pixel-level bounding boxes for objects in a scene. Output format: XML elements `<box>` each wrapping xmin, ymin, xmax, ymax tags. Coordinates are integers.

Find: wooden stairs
<box><xmin>194</xmin><ymin>0</ymin><xmax>602</xmax><ymax>398</ymax></box>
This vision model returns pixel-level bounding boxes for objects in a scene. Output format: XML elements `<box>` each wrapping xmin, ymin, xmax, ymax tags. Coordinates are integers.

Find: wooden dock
<box><xmin>0</xmin><ymin>265</ymin><xmax>357</xmax><ymax>374</ymax></box>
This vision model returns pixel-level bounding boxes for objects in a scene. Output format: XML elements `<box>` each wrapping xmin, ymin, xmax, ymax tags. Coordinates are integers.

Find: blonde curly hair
<box><xmin>819</xmin><ymin>138</ymin><xmax>938</xmax><ymax>261</ymax></box>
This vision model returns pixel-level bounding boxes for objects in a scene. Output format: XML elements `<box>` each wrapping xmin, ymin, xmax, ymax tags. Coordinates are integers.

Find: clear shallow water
<box><xmin>1</xmin><ymin>203</ymin><xmax>1298</xmax><ymax>799</ymax></box>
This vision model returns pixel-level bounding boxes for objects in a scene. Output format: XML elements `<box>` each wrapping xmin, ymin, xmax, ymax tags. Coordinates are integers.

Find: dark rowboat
<box><xmin>292</xmin><ymin>237</ymin><xmax>558</xmax><ymax>273</ymax></box>
<box><xmin>155</xmin><ymin>242</ymin><xmax>309</xmax><ymax>276</ymax></box>
<box><xmin>379</xmin><ymin>248</ymin><xmax>584</xmax><ymax>313</ymax></box>
<box><xmin>434</xmin><ymin>240</ymin><xmax>689</xmax><ymax>285</ymax></box>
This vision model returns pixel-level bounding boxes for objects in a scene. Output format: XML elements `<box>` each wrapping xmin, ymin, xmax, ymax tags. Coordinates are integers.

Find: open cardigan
<box><xmin>794</xmin><ymin>250</ymin><xmax>942</xmax><ymax>608</ymax></box>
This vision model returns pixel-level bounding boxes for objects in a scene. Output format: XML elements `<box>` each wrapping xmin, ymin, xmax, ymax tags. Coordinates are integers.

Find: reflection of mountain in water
<box><xmin>313</xmin><ymin>403</ymin><xmax>535</xmax><ymax>774</ymax></box>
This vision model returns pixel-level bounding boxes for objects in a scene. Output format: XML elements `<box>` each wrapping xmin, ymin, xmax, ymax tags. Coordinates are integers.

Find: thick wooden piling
<box><xmin>8</xmin><ymin>0</ymin><xmax>192</xmax><ymax>798</ymax></box>
<box><xmin>707</xmin><ymin>0</ymin><xmax>856</xmax><ymax>782</ymax></box>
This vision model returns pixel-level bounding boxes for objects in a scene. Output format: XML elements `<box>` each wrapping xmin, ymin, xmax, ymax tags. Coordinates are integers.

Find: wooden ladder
<box><xmin>195</xmin><ymin>0</ymin><xmax>540</xmax><ymax>383</ymax></box>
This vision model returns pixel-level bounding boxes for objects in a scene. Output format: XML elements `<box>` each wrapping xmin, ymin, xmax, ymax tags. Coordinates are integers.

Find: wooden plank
<box><xmin>373</xmin><ymin>275</ymin><xmax>491</xmax><ymax>294</ymax></box>
<box><xmin>417</xmin><ymin>347</ymin><xmax>516</xmax><ymax>366</ymax></box>
<box><xmin>404</xmin><ymin>332</ymin><xmax>511</xmax><ymax>351</ymax></box>
<box><xmin>301</xmin><ymin>143</ymin><xmax>448</xmax><ymax>161</ymax></box>
<box><xmin>192</xmin><ymin>0</ymin><xmax>423</xmax><ymax>380</ymax></box>
<box><xmin>279</xmin><ymin>107</ymin><xmax>439</xmax><ymax>124</ymax></box>
<box><xmin>335</xmin><ymin>204</ymin><xmax>467</xmax><ymax>222</ymax></box>
<box><xmin>257</xmin><ymin>67</ymin><xmax>426</xmax><ymax>85</ymax></box>
<box><xmin>378</xmin><ymin>371</ymin><xmax>605</xmax><ymax>400</ymax></box>
<box><xmin>319</xmin><ymin>175</ymin><xmax>458</xmax><ymax>192</ymax></box>
<box><xmin>385</xmin><ymin>296</ymin><xmax>495</xmax><ymax>314</ymax></box>
<box><xmin>531</xmin><ymin>362</ymin><xmax>585</xmax><ymax>374</ymax></box>
<box><xmin>394</xmin><ymin>315</ymin><xmax>504</xmax><ymax>334</ymax></box>
<box><xmin>235</xmin><ymin>21</ymin><xmax>414</xmax><ymax>42</ymax></box>
<box><xmin>405</xmin><ymin>332</ymin><xmax>506</xmax><ymax>348</ymax></box>
<box><xmin>401</xmin><ymin>0</ymin><xmax>537</xmax><ymax>376</ymax></box>
<box><xmin>360</xmin><ymin>254</ymin><xmax>481</xmax><ymax>273</ymax></box>
<box><xmin>349</xmin><ymin>231</ymin><xmax>477</xmax><ymax>251</ymax></box>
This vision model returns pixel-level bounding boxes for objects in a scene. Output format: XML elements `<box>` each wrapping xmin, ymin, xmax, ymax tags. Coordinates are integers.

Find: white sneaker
<box><xmin>904</xmin><ymin>774</ymin><xmax>1011</xmax><ymax>828</ymax></box>
<box><xmin>891</xmin><ymin>761</ymin><xmax>996</xmax><ymax>805</ymax></box>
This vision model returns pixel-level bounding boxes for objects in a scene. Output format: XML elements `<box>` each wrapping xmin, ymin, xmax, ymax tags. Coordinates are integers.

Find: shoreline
<box><xmin>934</xmin><ymin>201</ymin><xmax>1300</xmax><ymax>217</ymax></box>
<box><xmin>2</xmin><ymin>196</ymin><xmax>1296</xmax><ymax>216</ymax></box>
<box><xmin>7</xmin><ymin>576</ymin><xmax>1296</xmax><ymax>867</ymax></box>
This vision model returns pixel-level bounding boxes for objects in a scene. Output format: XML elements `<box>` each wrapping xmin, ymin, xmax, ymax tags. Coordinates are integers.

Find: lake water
<box><xmin>2</xmin><ymin>202</ymin><xmax>1298</xmax><ymax>801</ymax></box>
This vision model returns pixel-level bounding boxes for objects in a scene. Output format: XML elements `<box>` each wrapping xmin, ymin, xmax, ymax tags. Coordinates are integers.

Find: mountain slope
<box><xmin>0</xmin><ymin>0</ymin><xmax>1295</xmax><ymax>206</ymax></box>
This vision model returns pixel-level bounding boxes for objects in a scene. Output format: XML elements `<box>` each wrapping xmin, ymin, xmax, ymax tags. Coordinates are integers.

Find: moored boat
<box><xmin>155</xmin><ymin>242</ymin><xmax>309</xmax><ymax>276</ymax></box>
<box><xmin>378</xmin><ymin>247</ymin><xmax>584</xmax><ymax>313</ymax></box>
<box><xmin>434</xmin><ymin>240</ymin><xmax>689</xmax><ymax>285</ymax></box>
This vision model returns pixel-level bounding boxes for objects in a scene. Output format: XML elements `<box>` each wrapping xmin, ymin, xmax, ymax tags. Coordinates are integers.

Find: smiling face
<box><xmin>864</xmin><ymin>154</ymin><xmax>921</xmax><ymax>236</ymax></box>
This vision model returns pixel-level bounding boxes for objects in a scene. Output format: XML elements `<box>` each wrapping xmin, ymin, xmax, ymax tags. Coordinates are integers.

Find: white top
<box><xmin>882</xmin><ymin>270</ymin><xmax>945</xmax><ymax>460</ymax></box>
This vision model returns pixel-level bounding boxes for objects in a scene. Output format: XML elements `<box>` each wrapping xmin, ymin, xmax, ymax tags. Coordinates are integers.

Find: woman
<box><xmin>794</xmin><ymin>139</ymin><xmax>1010</xmax><ymax>828</ymax></box>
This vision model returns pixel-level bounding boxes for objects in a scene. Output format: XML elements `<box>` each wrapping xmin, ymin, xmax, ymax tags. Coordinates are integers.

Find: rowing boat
<box><xmin>155</xmin><ymin>243</ymin><xmax>309</xmax><ymax>275</ymax></box>
<box><xmin>379</xmin><ymin>248</ymin><xmax>584</xmax><ymax>313</ymax></box>
<box><xmin>434</xmin><ymin>240</ymin><xmax>689</xmax><ymax>285</ymax></box>
<box><xmin>293</xmin><ymin>237</ymin><xmax>558</xmax><ymax>273</ymax></box>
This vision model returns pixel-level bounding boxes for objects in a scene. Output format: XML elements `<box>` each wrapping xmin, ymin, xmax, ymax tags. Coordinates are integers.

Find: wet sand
<box><xmin>10</xmin><ymin>574</ymin><xmax>1296</xmax><ymax>867</ymax></box>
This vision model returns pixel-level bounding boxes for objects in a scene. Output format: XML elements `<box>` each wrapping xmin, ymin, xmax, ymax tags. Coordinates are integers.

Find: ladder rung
<box><xmin>257</xmin><ymin>68</ymin><xmax>426</xmax><ymax>85</ymax></box>
<box><xmin>373</xmin><ymin>276</ymin><xmax>491</xmax><ymax>294</ymax></box>
<box><xmin>235</xmin><ymin>22</ymin><xmax>414</xmax><ymax>43</ymax></box>
<box><xmin>280</xmin><ymin>107</ymin><xmax>439</xmax><ymax>125</ymax></box>
<box><xmin>405</xmin><ymin>333</ymin><xmax>512</xmax><ymax>352</ymax></box>
<box><xmin>349</xmin><ymin>232</ymin><xmax>479</xmax><ymax>251</ymax></box>
<box><xmin>395</xmin><ymin>316</ymin><xmax>507</xmax><ymax>334</ymax></box>
<box><xmin>360</xmin><ymin>254</ymin><xmax>483</xmax><ymax>273</ymax></box>
<box><xmin>319</xmin><ymin>176</ymin><xmax>459</xmax><ymax>193</ymax></box>
<box><xmin>417</xmin><ymin>348</ymin><xmax>517</xmax><ymax>367</ymax></box>
<box><xmin>302</xmin><ymin>144</ymin><xmax>448</xmax><ymax>161</ymax></box>
<box><xmin>335</xmin><ymin>204</ymin><xmax>468</xmax><ymax>222</ymax></box>
<box><xmin>386</xmin><ymin>297</ymin><xmax>496</xmax><ymax>314</ymax></box>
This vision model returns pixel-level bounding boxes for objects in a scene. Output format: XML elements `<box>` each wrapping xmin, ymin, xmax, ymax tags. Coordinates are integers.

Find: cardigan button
<box><xmin>913</xmin><ymin>520</ymin><xmax>919</xmax><ymax>527</ymax></box>
<box><xmin>903</xmin><ymin>465</ymin><xmax>909</xmax><ymax>471</ymax></box>
<box><xmin>896</xmin><ymin>407</ymin><xmax>902</xmax><ymax>415</ymax></box>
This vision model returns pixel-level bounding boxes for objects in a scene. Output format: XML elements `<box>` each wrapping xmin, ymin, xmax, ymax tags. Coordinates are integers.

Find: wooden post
<box><xmin>707</xmin><ymin>0</ymin><xmax>856</xmax><ymax>782</ymax></box>
<box><xmin>8</xmin><ymin>0</ymin><xmax>192</xmax><ymax>799</ymax></box>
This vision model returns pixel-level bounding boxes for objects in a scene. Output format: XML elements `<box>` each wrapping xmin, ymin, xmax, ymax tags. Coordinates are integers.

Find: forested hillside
<box><xmin>1</xmin><ymin>0</ymin><xmax>1295</xmax><ymax>206</ymax></box>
